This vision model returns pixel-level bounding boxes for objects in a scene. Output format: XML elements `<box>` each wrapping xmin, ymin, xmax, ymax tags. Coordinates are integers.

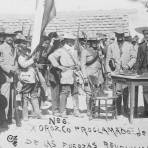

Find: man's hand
<box><xmin>84</xmin><ymin>78</ymin><xmax>89</xmax><ymax>86</ymax></box>
<box><xmin>50</xmin><ymin>38</ymin><xmax>55</xmax><ymax>47</ymax></box>
<box><xmin>36</xmin><ymin>63</ymin><xmax>43</xmax><ymax>69</ymax></box>
<box><xmin>58</xmin><ymin>65</ymin><xmax>68</xmax><ymax>72</ymax></box>
<box><xmin>11</xmin><ymin>66</ymin><xmax>18</xmax><ymax>73</ymax></box>
<box><xmin>122</xmin><ymin>65</ymin><xmax>129</xmax><ymax>70</ymax></box>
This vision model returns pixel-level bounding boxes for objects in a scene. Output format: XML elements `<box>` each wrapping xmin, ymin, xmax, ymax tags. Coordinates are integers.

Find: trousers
<box><xmin>117</xmin><ymin>87</ymin><xmax>129</xmax><ymax>115</ymax></box>
<box><xmin>22</xmin><ymin>83</ymin><xmax>40</xmax><ymax>119</ymax></box>
<box><xmin>50</xmin><ymin>82</ymin><xmax>60</xmax><ymax>113</ymax></box>
<box><xmin>60</xmin><ymin>84</ymin><xmax>78</xmax><ymax>113</ymax></box>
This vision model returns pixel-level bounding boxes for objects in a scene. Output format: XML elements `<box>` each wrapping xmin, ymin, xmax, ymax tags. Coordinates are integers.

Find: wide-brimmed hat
<box><xmin>48</xmin><ymin>32</ymin><xmax>58</xmax><ymax>39</ymax></box>
<box><xmin>108</xmin><ymin>33</ymin><xmax>116</xmax><ymax>40</ymax></box>
<box><xmin>4</xmin><ymin>28</ymin><xmax>15</xmax><ymax>37</ymax></box>
<box><xmin>14</xmin><ymin>30</ymin><xmax>23</xmax><ymax>34</ymax></box>
<box><xmin>124</xmin><ymin>32</ymin><xmax>130</xmax><ymax>37</ymax></box>
<box><xmin>115</xmin><ymin>32</ymin><xmax>124</xmax><ymax>38</ymax></box>
<box><xmin>14</xmin><ymin>38</ymin><xmax>28</xmax><ymax>44</ymax></box>
<box><xmin>14</xmin><ymin>34</ymin><xmax>28</xmax><ymax>44</ymax></box>
<box><xmin>96</xmin><ymin>33</ymin><xmax>107</xmax><ymax>40</ymax></box>
<box><xmin>0</xmin><ymin>27</ymin><xmax>5</xmax><ymax>36</ymax></box>
<box><xmin>132</xmin><ymin>35</ymin><xmax>139</xmax><ymax>42</ymax></box>
<box><xmin>62</xmin><ymin>33</ymin><xmax>76</xmax><ymax>40</ymax></box>
<box><xmin>42</xmin><ymin>35</ymin><xmax>50</xmax><ymax>41</ymax></box>
<box><xmin>4</xmin><ymin>33</ymin><xmax>15</xmax><ymax>37</ymax></box>
<box><xmin>135</xmin><ymin>26</ymin><xmax>148</xmax><ymax>34</ymax></box>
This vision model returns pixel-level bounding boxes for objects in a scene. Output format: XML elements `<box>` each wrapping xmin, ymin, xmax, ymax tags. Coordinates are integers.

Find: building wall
<box><xmin>0</xmin><ymin>10</ymin><xmax>131</xmax><ymax>38</ymax></box>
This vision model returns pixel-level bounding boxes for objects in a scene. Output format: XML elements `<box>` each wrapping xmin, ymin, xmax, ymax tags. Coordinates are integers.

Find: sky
<box><xmin>0</xmin><ymin>0</ymin><xmax>145</xmax><ymax>14</ymax></box>
<box><xmin>0</xmin><ymin>0</ymin><xmax>147</xmax><ymax>36</ymax></box>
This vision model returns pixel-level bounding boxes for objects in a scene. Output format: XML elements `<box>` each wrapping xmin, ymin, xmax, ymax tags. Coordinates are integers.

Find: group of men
<box><xmin>106</xmin><ymin>26</ymin><xmax>148</xmax><ymax>117</ymax></box>
<box><xmin>0</xmin><ymin>25</ymin><xmax>148</xmax><ymax>128</ymax></box>
<box><xmin>0</xmin><ymin>28</ymin><xmax>107</xmax><ymax>128</ymax></box>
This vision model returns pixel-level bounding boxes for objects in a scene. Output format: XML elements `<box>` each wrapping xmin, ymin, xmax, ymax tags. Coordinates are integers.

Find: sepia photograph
<box><xmin>0</xmin><ymin>0</ymin><xmax>148</xmax><ymax>147</ymax></box>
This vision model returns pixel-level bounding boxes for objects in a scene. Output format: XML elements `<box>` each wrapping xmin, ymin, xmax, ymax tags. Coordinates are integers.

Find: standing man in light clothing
<box><xmin>48</xmin><ymin>33</ymin><xmax>82</xmax><ymax>118</ymax></box>
<box><xmin>106</xmin><ymin>32</ymin><xmax>137</xmax><ymax>115</ymax></box>
<box><xmin>0</xmin><ymin>32</ymin><xmax>17</xmax><ymax>125</ymax></box>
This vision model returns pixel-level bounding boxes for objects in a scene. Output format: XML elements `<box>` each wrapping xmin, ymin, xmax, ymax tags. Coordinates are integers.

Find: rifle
<box><xmin>22</xmin><ymin>23</ymin><xmax>25</xmax><ymax>34</ymax></box>
<box><xmin>27</xmin><ymin>24</ymin><xmax>32</xmax><ymax>41</ymax></box>
<box><xmin>98</xmin><ymin>51</ymin><xmax>107</xmax><ymax>81</ymax></box>
<box><xmin>74</xmin><ymin>23</ymin><xmax>80</xmax><ymax>51</ymax></box>
<box><xmin>13</xmin><ymin>72</ymin><xmax>22</xmax><ymax>127</ymax></box>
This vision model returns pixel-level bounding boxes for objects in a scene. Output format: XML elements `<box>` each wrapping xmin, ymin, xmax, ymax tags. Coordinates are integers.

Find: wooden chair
<box><xmin>90</xmin><ymin>95</ymin><xmax>118</xmax><ymax>120</ymax></box>
<box><xmin>88</xmin><ymin>75</ymin><xmax>118</xmax><ymax>120</ymax></box>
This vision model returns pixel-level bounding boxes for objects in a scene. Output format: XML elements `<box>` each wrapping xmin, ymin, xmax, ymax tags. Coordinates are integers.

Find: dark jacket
<box><xmin>136</xmin><ymin>41</ymin><xmax>148</xmax><ymax>74</ymax></box>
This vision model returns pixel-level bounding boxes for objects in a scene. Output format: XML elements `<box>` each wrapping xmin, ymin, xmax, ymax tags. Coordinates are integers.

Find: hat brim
<box><xmin>4</xmin><ymin>33</ymin><xmax>15</xmax><ymax>37</ymax></box>
<box><xmin>14</xmin><ymin>39</ymin><xmax>28</xmax><ymax>44</ymax></box>
<box><xmin>0</xmin><ymin>32</ymin><xmax>6</xmax><ymax>37</ymax></box>
<box><xmin>64</xmin><ymin>37</ymin><xmax>76</xmax><ymax>40</ymax></box>
<box><xmin>135</xmin><ymin>27</ymin><xmax>148</xmax><ymax>34</ymax></box>
<box><xmin>14</xmin><ymin>31</ymin><xmax>23</xmax><ymax>34</ymax></box>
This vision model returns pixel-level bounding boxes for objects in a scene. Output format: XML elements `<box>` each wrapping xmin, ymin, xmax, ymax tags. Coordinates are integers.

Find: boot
<box><xmin>23</xmin><ymin>99</ymin><xmax>29</xmax><ymax>121</ymax></box>
<box><xmin>60</xmin><ymin>110</ymin><xmax>68</xmax><ymax>118</ymax></box>
<box><xmin>14</xmin><ymin>108</ymin><xmax>22</xmax><ymax>127</ymax></box>
<box><xmin>31</xmin><ymin>98</ymin><xmax>42</xmax><ymax>119</ymax></box>
<box><xmin>73</xmin><ymin>109</ymin><xmax>84</xmax><ymax>118</ymax></box>
<box><xmin>116</xmin><ymin>94</ymin><xmax>122</xmax><ymax>115</ymax></box>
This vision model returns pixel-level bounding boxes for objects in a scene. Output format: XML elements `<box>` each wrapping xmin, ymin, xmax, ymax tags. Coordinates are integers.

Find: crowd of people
<box><xmin>0</xmin><ymin>25</ymin><xmax>148</xmax><ymax>129</ymax></box>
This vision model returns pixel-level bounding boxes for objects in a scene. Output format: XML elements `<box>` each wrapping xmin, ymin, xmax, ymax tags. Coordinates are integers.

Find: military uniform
<box><xmin>18</xmin><ymin>52</ymin><xmax>41</xmax><ymax>120</ymax></box>
<box><xmin>81</xmin><ymin>46</ymin><xmax>104</xmax><ymax>115</ymax></box>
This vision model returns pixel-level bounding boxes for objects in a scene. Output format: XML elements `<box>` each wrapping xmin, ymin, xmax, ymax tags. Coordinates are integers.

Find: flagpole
<box><xmin>31</xmin><ymin>0</ymin><xmax>45</xmax><ymax>53</ymax></box>
<box><xmin>31</xmin><ymin>0</ymin><xmax>56</xmax><ymax>54</ymax></box>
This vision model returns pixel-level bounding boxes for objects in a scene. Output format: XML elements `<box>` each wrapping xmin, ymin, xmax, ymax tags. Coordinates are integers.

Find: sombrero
<box><xmin>135</xmin><ymin>26</ymin><xmax>148</xmax><ymax>34</ymax></box>
<box><xmin>14</xmin><ymin>30</ymin><xmax>23</xmax><ymax>34</ymax></box>
<box><xmin>14</xmin><ymin>38</ymin><xmax>28</xmax><ymax>44</ymax></box>
<box><xmin>14</xmin><ymin>35</ymin><xmax>28</xmax><ymax>44</ymax></box>
<box><xmin>62</xmin><ymin>33</ymin><xmax>76</xmax><ymax>40</ymax></box>
<box><xmin>48</xmin><ymin>32</ymin><xmax>58</xmax><ymax>39</ymax></box>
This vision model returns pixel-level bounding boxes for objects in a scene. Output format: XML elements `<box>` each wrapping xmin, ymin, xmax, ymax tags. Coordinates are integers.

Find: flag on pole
<box><xmin>31</xmin><ymin>0</ymin><xmax>56</xmax><ymax>53</ymax></box>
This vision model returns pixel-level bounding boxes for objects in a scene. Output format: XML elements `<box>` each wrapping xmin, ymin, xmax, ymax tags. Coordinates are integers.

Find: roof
<box><xmin>46</xmin><ymin>10</ymin><xmax>129</xmax><ymax>38</ymax></box>
<box><xmin>0</xmin><ymin>10</ymin><xmax>130</xmax><ymax>38</ymax></box>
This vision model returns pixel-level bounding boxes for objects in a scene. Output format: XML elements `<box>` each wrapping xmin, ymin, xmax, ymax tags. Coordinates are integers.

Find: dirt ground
<box><xmin>0</xmin><ymin>86</ymin><xmax>148</xmax><ymax>148</ymax></box>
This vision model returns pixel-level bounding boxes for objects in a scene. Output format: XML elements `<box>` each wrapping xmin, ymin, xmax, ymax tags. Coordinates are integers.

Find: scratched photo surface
<box><xmin>0</xmin><ymin>0</ymin><xmax>148</xmax><ymax>148</ymax></box>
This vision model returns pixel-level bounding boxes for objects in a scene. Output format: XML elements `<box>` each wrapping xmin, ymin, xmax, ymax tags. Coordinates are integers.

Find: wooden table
<box><xmin>111</xmin><ymin>73</ymin><xmax>148</xmax><ymax>124</ymax></box>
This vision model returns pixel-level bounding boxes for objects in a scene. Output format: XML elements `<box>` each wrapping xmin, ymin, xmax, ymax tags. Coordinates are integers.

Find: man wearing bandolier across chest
<box><xmin>17</xmin><ymin>38</ymin><xmax>42</xmax><ymax>121</ymax></box>
<box><xmin>48</xmin><ymin>33</ymin><xmax>83</xmax><ymax>118</ymax></box>
<box><xmin>80</xmin><ymin>38</ymin><xmax>105</xmax><ymax>117</ymax></box>
<box><xmin>46</xmin><ymin>32</ymin><xmax>61</xmax><ymax>116</ymax></box>
<box><xmin>135</xmin><ymin>26</ymin><xmax>148</xmax><ymax>117</ymax></box>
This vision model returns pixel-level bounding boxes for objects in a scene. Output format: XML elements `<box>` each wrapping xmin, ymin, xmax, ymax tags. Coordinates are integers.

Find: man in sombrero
<box><xmin>135</xmin><ymin>26</ymin><xmax>148</xmax><ymax>117</ymax></box>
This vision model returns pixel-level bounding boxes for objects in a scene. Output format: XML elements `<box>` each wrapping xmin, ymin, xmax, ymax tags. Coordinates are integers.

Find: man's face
<box><xmin>66</xmin><ymin>39</ymin><xmax>75</xmax><ymax>47</ymax></box>
<box><xmin>20</xmin><ymin>43</ymin><xmax>27</xmax><ymax>49</ymax></box>
<box><xmin>0</xmin><ymin>37</ymin><xmax>4</xmax><ymax>44</ymax></box>
<box><xmin>42</xmin><ymin>40</ymin><xmax>50</xmax><ymax>48</ymax></box>
<box><xmin>6</xmin><ymin>37</ymin><xmax>13</xmax><ymax>45</ymax></box>
<box><xmin>143</xmin><ymin>30</ymin><xmax>148</xmax><ymax>41</ymax></box>
<box><xmin>86</xmin><ymin>42</ymin><xmax>91</xmax><ymax>48</ymax></box>
<box><xmin>92</xmin><ymin>42</ymin><xmax>97</xmax><ymax>49</ymax></box>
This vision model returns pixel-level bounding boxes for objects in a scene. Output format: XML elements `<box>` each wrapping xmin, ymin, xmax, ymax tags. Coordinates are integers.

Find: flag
<box><xmin>31</xmin><ymin>0</ymin><xmax>56</xmax><ymax>53</ymax></box>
